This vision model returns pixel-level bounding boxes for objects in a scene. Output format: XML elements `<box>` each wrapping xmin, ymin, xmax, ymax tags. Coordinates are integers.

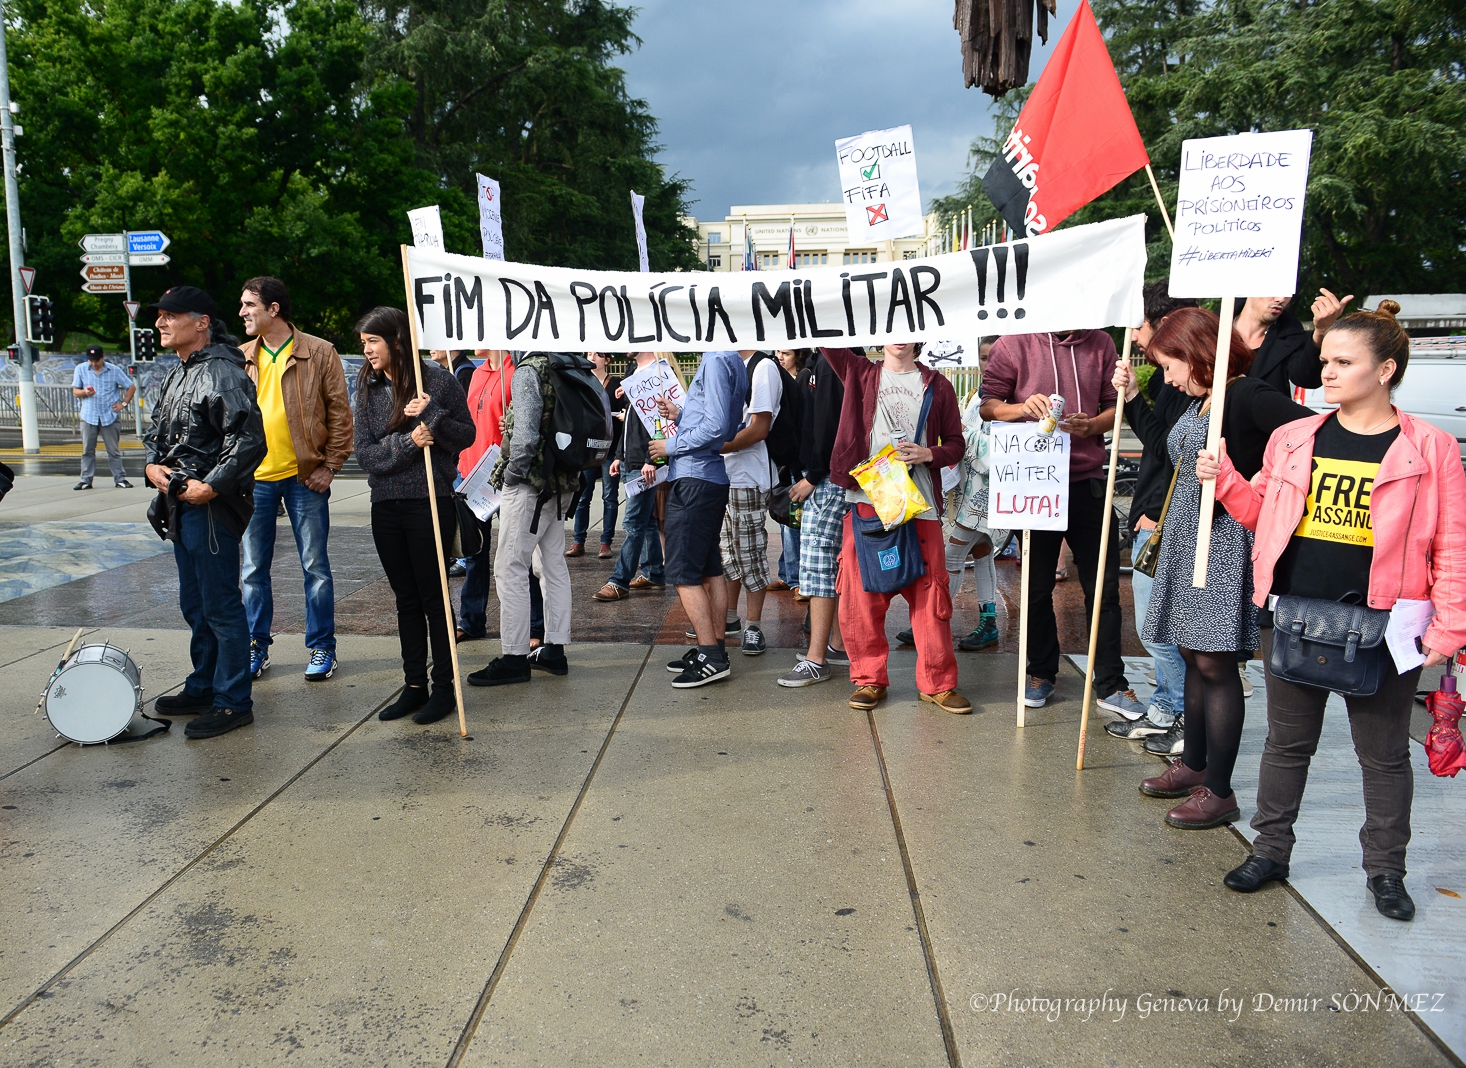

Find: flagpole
<box><xmin>399</xmin><ymin>245</ymin><xmax>468</xmax><ymax>738</ymax></box>
<box><xmin>1144</xmin><ymin>164</ymin><xmax>1175</xmax><ymax>240</ymax></box>
<box><xmin>1077</xmin><ymin>328</ymin><xmax>1133</xmax><ymax>769</ymax></box>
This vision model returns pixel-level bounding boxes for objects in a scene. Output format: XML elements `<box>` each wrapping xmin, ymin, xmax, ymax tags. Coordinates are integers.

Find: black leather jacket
<box><xmin>144</xmin><ymin>343</ymin><xmax>266</xmax><ymax>534</ymax></box>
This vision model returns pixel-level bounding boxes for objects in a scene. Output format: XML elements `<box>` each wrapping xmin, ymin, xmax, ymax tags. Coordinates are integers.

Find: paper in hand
<box><xmin>1384</xmin><ymin>598</ymin><xmax>1435</xmax><ymax>672</ymax></box>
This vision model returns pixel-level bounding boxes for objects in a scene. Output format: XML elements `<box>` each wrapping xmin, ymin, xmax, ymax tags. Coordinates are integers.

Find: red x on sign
<box><xmin>866</xmin><ymin>203</ymin><xmax>888</xmax><ymax>226</ymax></box>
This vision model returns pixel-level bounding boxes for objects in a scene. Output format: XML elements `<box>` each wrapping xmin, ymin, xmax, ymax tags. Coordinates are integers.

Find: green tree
<box><xmin>362</xmin><ymin>0</ymin><xmax>699</xmax><ymax>272</ymax></box>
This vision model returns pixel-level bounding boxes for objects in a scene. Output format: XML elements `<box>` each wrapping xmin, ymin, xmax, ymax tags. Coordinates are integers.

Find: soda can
<box><xmin>1038</xmin><ymin>393</ymin><xmax>1065</xmax><ymax>435</ymax></box>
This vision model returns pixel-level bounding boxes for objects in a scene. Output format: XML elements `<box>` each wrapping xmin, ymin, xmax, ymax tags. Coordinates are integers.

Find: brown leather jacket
<box><xmin>241</xmin><ymin>329</ymin><xmax>354</xmax><ymax>480</ymax></box>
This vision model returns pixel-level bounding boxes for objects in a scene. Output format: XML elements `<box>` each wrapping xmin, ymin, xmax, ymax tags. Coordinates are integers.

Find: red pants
<box><xmin>837</xmin><ymin>511</ymin><xmax>957</xmax><ymax>693</ymax></box>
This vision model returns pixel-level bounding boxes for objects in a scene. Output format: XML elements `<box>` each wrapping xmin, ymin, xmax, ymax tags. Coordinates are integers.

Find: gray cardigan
<box><xmin>353</xmin><ymin>360</ymin><xmax>476</xmax><ymax>502</ymax></box>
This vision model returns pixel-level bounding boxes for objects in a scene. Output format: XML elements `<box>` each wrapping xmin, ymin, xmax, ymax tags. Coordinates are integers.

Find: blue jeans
<box><xmin>241</xmin><ymin>477</ymin><xmax>336</xmax><ymax>652</ymax></box>
<box><xmin>175</xmin><ymin>503</ymin><xmax>252</xmax><ymax>711</ymax></box>
<box><xmin>777</xmin><ymin>523</ymin><xmax>800</xmax><ymax>586</ymax></box>
<box><xmin>608</xmin><ymin>475</ymin><xmax>664</xmax><ymax>589</ymax></box>
<box><xmin>573</xmin><ymin>463</ymin><xmax>619</xmax><ymax>547</ymax></box>
<box><xmin>1131</xmin><ymin>526</ymin><xmax>1186</xmax><ymax>715</ymax></box>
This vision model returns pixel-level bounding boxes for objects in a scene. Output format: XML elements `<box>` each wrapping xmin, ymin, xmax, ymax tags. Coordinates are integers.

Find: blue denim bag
<box><xmin>849</xmin><ymin>382</ymin><xmax>934</xmax><ymax>595</ymax></box>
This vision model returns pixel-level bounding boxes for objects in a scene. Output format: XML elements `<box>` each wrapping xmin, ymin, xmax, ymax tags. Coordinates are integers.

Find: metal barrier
<box><xmin>0</xmin><ymin>382</ymin><xmax>145</xmax><ymax>438</ymax></box>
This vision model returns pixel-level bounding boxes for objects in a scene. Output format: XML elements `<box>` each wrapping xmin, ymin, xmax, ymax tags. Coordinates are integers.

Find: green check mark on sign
<box><xmin>861</xmin><ymin>162</ymin><xmax>880</xmax><ymax>181</ymax></box>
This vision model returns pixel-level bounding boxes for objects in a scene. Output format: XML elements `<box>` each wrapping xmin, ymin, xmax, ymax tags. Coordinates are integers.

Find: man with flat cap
<box><xmin>142</xmin><ymin>286</ymin><xmax>267</xmax><ymax>740</ymax></box>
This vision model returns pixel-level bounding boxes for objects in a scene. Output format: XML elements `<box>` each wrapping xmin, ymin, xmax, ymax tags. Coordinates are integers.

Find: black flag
<box><xmin>983</xmin><ymin>153</ymin><xmax>1031</xmax><ymax>238</ymax></box>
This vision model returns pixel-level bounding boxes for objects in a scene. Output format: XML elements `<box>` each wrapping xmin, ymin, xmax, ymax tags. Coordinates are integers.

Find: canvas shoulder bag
<box><xmin>849</xmin><ymin>381</ymin><xmax>935</xmax><ymax>594</ymax></box>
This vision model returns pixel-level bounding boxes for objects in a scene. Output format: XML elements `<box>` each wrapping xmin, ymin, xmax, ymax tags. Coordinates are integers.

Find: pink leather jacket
<box><xmin>1215</xmin><ymin>409</ymin><xmax>1466</xmax><ymax>658</ymax></box>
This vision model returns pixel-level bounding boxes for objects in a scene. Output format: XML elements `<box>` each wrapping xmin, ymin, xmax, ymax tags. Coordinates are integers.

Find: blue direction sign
<box><xmin>127</xmin><ymin>230</ymin><xmax>170</xmax><ymax>255</ymax></box>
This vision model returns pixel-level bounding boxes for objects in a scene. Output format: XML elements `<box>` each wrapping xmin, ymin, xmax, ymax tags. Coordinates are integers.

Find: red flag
<box><xmin>982</xmin><ymin>0</ymin><xmax>1149</xmax><ymax>238</ymax></box>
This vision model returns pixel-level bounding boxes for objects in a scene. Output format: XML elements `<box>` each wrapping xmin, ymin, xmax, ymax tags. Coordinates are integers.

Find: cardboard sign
<box><xmin>403</xmin><ymin>215</ymin><xmax>1146</xmax><ymax>351</ymax></box>
<box><xmin>835</xmin><ymin>125</ymin><xmax>924</xmax><ymax>241</ymax></box>
<box><xmin>1169</xmin><ymin>129</ymin><xmax>1313</xmax><ymax>298</ymax></box>
<box><xmin>986</xmin><ymin>423</ymin><xmax>1070</xmax><ymax>531</ymax></box>
<box><xmin>621</xmin><ymin>358</ymin><xmax>687</xmax><ymax>440</ymax></box>
<box><xmin>476</xmin><ymin>174</ymin><xmax>504</xmax><ymax>261</ymax></box>
<box><xmin>408</xmin><ymin>205</ymin><xmax>445</xmax><ymax>251</ymax></box>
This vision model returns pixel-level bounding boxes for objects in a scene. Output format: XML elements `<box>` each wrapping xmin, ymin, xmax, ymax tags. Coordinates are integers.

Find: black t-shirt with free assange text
<box><xmin>1272</xmin><ymin>413</ymin><xmax>1400</xmax><ymax>602</ymax></box>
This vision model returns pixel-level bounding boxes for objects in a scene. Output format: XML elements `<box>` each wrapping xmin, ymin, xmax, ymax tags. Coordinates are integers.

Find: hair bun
<box><xmin>1376</xmin><ymin>299</ymin><xmax>1402</xmax><ymax>319</ymax></box>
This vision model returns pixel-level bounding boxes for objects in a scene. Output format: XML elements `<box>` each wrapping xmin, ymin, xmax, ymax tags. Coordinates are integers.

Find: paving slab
<box><xmin>873</xmin><ymin>654</ymin><xmax>1450</xmax><ymax>1067</ymax></box>
<box><xmin>0</xmin><ymin>637</ymin><xmax>409</xmax><ymax>1018</ymax></box>
<box><xmin>0</xmin><ymin>643</ymin><xmax>649</xmax><ymax>1067</ymax></box>
<box><xmin>0</xmin><ymin>625</ymin><xmax>91</xmax><ymax>672</ymax></box>
<box><xmin>463</xmin><ymin>648</ymin><xmax>950</xmax><ymax>1068</ymax></box>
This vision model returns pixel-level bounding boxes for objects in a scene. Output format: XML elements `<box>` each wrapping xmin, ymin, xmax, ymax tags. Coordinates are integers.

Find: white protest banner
<box><xmin>476</xmin><ymin>175</ymin><xmax>504</xmax><ymax>261</ymax></box>
<box><xmin>986</xmin><ymin>423</ymin><xmax>1071</xmax><ymax>531</ymax></box>
<box><xmin>408</xmin><ymin>205</ymin><xmax>445</xmax><ymax>251</ymax></box>
<box><xmin>630</xmin><ymin>190</ymin><xmax>649</xmax><ymax>272</ymax></box>
<box><xmin>403</xmin><ymin>214</ymin><xmax>1145</xmax><ymax>352</ymax></box>
<box><xmin>835</xmin><ymin>124</ymin><xmax>924</xmax><ymax>241</ymax></box>
<box><xmin>622</xmin><ymin>358</ymin><xmax>686</xmax><ymax>440</ymax></box>
<box><xmin>1168</xmin><ymin>129</ymin><xmax>1313</xmax><ymax>298</ymax></box>
<box><xmin>920</xmin><ymin>338</ymin><xmax>984</xmax><ymax>369</ymax></box>
<box><xmin>459</xmin><ymin>444</ymin><xmax>502</xmax><ymax>521</ymax></box>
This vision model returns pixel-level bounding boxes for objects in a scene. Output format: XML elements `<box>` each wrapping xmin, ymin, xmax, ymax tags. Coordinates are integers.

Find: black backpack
<box><xmin>542</xmin><ymin>352</ymin><xmax>614</xmax><ymax>476</ymax></box>
<box><xmin>746</xmin><ymin>351</ymin><xmax>803</xmax><ymax>473</ymax></box>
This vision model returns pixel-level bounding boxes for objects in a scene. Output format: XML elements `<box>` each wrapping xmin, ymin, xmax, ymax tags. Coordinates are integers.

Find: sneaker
<box><xmin>777</xmin><ymin>659</ymin><xmax>832</xmax><ymax>687</ymax></box>
<box><xmin>115</xmin><ymin>479</ymin><xmax>133</xmax><ymax>488</ymax></box>
<box><xmin>154</xmin><ymin>689</ymin><xmax>214</xmax><ymax>715</ymax></box>
<box><xmin>73</xmin><ymin>481</ymin><xmax>92</xmax><ymax>491</ymax></box>
<box><xmin>447</xmin><ymin>559</ymin><xmax>467</xmax><ymax>578</ymax></box>
<box><xmin>528</xmin><ymin>644</ymin><xmax>569</xmax><ymax>675</ymax></box>
<box><xmin>249</xmin><ymin>639</ymin><xmax>271</xmax><ymax>680</ymax></box>
<box><xmin>1143</xmin><ymin>715</ymin><xmax>1186</xmax><ymax>756</ymax></box>
<box><xmin>823</xmin><ymin>645</ymin><xmax>851</xmax><ymax>667</ymax></box>
<box><xmin>304</xmin><ymin>647</ymin><xmax>336</xmax><ymax>681</ymax></box>
<box><xmin>895</xmin><ymin>629</ymin><xmax>915</xmax><ymax>646</ymax></box>
<box><xmin>686</xmin><ymin>618</ymin><xmax>741</xmax><ymax>640</ymax></box>
<box><xmin>185</xmin><ymin>706</ymin><xmax>254</xmax><ymax>739</ymax></box>
<box><xmin>1023</xmin><ymin>676</ymin><xmax>1055</xmax><ymax>707</ymax></box>
<box><xmin>467</xmin><ymin>655</ymin><xmax>531</xmax><ymax>687</ymax></box>
<box><xmin>671</xmin><ymin>651</ymin><xmax>730</xmax><ymax>688</ymax></box>
<box><xmin>667</xmin><ymin>647</ymin><xmax>698</xmax><ymax>673</ymax></box>
<box><xmin>740</xmin><ymin>624</ymin><xmax>766</xmax><ymax>656</ymax></box>
<box><xmin>1105</xmin><ymin>712</ymin><xmax>1172</xmax><ymax>740</ymax></box>
<box><xmin>1239</xmin><ymin>663</ymin><xmax>1254</xmax><ymax>698</ymax></box>
<box><xmin>957</xmin><ymin>616</ymin><xmax>999</xmax><ymax>651</ymax></box>
<box><xmin>1097</xmin><ymin>689</ymin><xmax>1147</xmax><ymax>721</ymax></box>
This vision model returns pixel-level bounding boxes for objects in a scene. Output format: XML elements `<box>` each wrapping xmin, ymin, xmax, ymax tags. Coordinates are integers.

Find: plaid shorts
<box><xmin>719</xmin><ymin>486</ymin><xmax>770</xmax><ymax>591</ymax></box>
<box><xmin>797</xmin><ymin>478</ymin><xmax>850</xmax><ymax>599</ymax></box>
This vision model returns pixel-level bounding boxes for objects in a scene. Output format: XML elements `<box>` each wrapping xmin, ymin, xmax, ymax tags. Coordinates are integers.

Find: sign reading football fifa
<box><xmin>834</xmin><ymin>125</ymin><xmax>924</xmax><ymax>241</ymax></box>
<box><xmin>403</xmin><ymin>214</ymin><xmax>1146</xmax><ymax>352</ymax></box>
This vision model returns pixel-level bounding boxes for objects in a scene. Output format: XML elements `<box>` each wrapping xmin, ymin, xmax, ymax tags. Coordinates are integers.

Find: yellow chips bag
<box><xmin>850</xmin><ymin>444</ymin><xmax>931</xmax><ymax>529</ymax></box>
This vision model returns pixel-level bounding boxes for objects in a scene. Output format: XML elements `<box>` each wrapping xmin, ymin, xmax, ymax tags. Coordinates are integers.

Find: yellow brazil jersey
<box><xmin>1293</xmin><ymin>455</ymin><xmax>1380</xmax><ymax>547</ymax></box>
<box><xmin>253</xmin><ymin>335</ymin><xmax>299</xmax><ymax>482</ymax></box>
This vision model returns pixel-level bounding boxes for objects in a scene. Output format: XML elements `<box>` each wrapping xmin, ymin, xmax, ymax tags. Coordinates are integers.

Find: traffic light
<box><xmin>24</xmin><ymin>294</ymin><xmax>54</xmax><ymax>344</ymax></box>
<box><xmin>134</xmin><ymin>327</ymin><xmax>156</xmax><ymax>360</ymax></box>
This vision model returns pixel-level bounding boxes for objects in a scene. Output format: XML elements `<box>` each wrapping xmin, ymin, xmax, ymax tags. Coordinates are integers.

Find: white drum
<box><xmin>43</xmin><ymin>643</ymin><xmax>144</xmax><ymax>745</ymax></box>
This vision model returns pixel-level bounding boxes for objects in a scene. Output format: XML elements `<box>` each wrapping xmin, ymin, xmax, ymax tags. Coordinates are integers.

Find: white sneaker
<box><xmin>1239</xmin><ymin>663</ymin><xmax>1254</xmax><ymax>697</ymax></box>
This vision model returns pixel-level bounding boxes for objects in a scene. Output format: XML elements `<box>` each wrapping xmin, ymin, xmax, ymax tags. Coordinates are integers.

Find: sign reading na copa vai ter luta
<box><xmin>1168</xmin><ymin>129</ymin><xmax>1314</xmax><ymax>298</ymax></box>
<box><xmin>403</xmin><ymin>214</ymin><xmax>1146</xmax><ymax>352</ymax></box>
<box><xmin>987</xmin><ymin>422</ymin><xmax>1071</xmax><ymax>532</ymax></box>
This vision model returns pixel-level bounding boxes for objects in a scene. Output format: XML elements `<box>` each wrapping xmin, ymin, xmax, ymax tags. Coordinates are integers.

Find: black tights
<box><xmin>1178</xmin><ymin>648</ymin><xmax>1246</xmax><ymax>798</ymax></box>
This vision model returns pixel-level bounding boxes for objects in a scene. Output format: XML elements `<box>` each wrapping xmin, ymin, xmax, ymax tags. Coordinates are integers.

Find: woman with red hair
<box><xmin>1113</xmin><ymin>307</ymin><xmax>1309</xmax><ymax>829</ymax></box>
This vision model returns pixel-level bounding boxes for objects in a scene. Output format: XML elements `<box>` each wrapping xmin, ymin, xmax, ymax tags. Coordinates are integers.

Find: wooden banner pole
<box><xmin>1144</xmin><ymin>163</ymin><xmax>1175</xmax><ymax>241</ymax></box>
<box><xmin>1192</xmin><ymin>295</ymin><xmax>1236</xmax><ymax>589</ymax></box>
<box><xmin>1016</xmin><ymin>529</ymin><xmax>1032</xmax><ymax>728</ymax></box>
<box><xmin>1078</xmin><ymin>330</ymin><xmax>1134</xmax><ymax>770</ymax></box>
<box><xmin>399</xmin><ymin>245</ymin><xmax>469</xmax><ymax>738</ymax></box>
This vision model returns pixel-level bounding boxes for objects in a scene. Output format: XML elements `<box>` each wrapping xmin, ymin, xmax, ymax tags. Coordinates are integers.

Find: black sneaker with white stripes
<box><xmin>668</xmin><ymin>647</ymin><xmax>699</xmax><ymax>673</ymax></box>
<box><xmin>671</xmin><ymin>651</ymin><xmax>731</xmax><ymax>688</ymax></box>
<box><xmin>1143</xmin><ymin>715</ymin><xmax>1186</xmax><ymax>756</ymax></box>
<box><xmin>1105</xmin><ymin>712</ymin><xmax>1172</xmax><ymax>740</ymax></box>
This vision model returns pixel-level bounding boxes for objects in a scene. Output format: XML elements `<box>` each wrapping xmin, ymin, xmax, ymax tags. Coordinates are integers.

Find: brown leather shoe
<box><xmin>598</xmin><ymin>543</ymin><xmax>614</xmax><ymax>559</ymax></box>
<box><xmin>920</xmin><ymin>689</ymin><xmax>973</xmax><ymax>714</ymax></box>
<box><xmin>628</xmin><ymin>575</ymin><xmax>663</xmax><ymax>590</ymax></box>
<box><xmin>766</xmin><ymin>579</ymin><xmax>790</xmax><ymax>591</ymax></box>
<box><xmin>1165</xmin><ymin>786</ymin><xmax>1241</xmax><ymax>829</ymax></box>
<box><xmin>565</xmin><ymin>542</ymin><xmax>585</xmax><ymax>558</ymax></box>
<box><xmin>1139</xmin><ymin>758</ymin><xmax>1205</xmax><ymax>798</ymax></box>
<box><xmin>849</xmin><ymin>685</ymin><xmax>887</xmax><ymax>711</ymax></box>
<box><xmin>592</xmin><ymin>583</ymin><xmax>627</xmax><ymax>602</ymax></box>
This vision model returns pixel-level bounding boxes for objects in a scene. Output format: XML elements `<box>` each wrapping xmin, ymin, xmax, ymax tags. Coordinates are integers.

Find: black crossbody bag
<box><xmin>1268</xmin><ymin>592</ymin><xmax>1391</xmax><ymax>696</ymax></box>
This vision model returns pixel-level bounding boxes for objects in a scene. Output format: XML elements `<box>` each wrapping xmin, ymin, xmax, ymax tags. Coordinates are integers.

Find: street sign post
<box><xmin>81</xmin><ymin>281</ymin><xmax>126</xmax><ymax>293</ymax></box>
<box><xmin>76</xmin><ymin>231</ymin><xmax>164</xmax><ymax>438</ymax></box>
<box><xmin>80</xmin><ymin>233</ymin><xmax>126</xmax><ymax>253</ymax></box>
<box><xmin>80</xmin><ymin>252</ymin><xmax>127</xmax><ymax>265</ymax></box>
<box><xmin>80</xmin><ymin>263</ymin><xmax>126</xmax><ymax>284</ymax></box>
<box><xmin>124</xmin><ymin>300</ymin><xmax>139</xmax><ymax>320</ymax></box>
<box><xmin>127</xmin><ymin>252</ymin><xmax>170</xmax><ymax>267</ymax></box>
<box><xmin>18</xmin><ymin>264</ymin><xmax>33</xmax><ymax>293</ymax></box>
<box><xmin>127</xmin><ymin>230</ymin><xmax>169</xmax><ymax>255</ymax></box>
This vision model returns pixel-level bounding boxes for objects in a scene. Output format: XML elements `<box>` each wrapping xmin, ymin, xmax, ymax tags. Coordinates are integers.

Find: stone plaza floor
<box><xmin>0</xmin><ymin>475</ymin><xmax>1461</xmax><ymax>1067</ymax></box>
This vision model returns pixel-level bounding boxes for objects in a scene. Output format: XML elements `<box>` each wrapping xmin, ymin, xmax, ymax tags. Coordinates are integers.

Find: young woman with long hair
<box><xmin>1200</xmin><ymin>301</ymin><xmax>1466</xmax><ymax>920</ymax></box>
<box><xmin>1119</xmin><ymin>307</ymin><xmax>1309</xmax><ymax>829</ymax></box>
<box><xmin>352</xmin><ymin>307</ymin><xmax>475</xmax><ymax>724</ymax></box>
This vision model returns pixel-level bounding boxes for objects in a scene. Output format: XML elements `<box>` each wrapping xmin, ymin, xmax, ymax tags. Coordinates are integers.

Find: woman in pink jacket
<box><xmin>1198</xmin><ymin>301</ymin><xmax>1466</xmax><ymax>921</ymax></box>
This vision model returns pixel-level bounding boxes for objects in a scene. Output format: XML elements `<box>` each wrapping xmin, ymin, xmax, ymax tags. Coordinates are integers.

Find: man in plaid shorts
<box><xmin>718</xmin><ymin>350</ymin><xmax>782</xmax><ymax>655</ymax></box>
<box><xmin>777</xmin><ymin>351</ymin><xmax>851</xmax><ymax>687</ymax></box>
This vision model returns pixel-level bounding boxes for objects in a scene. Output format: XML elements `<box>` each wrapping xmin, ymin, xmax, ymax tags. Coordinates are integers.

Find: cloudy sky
<box><xmin>619</xmin><ymin>0</ymin><xmax>1079</xmax><ymax>224</ymax></box>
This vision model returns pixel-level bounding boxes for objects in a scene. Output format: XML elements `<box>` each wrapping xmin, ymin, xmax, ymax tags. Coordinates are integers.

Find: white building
<box><xmin>687</xmin><ymin>203</ymin><xmax>943</xmax><ymax>272</ymax></box>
